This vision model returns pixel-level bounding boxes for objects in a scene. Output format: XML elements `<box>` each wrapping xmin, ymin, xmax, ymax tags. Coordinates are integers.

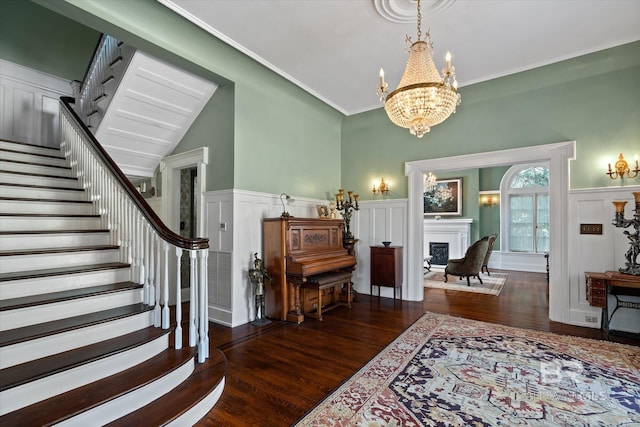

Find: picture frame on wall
<box><xmin>424</xmin><ymin>177</ymin><xmax>462</xmax><ymax>216</ymax></box>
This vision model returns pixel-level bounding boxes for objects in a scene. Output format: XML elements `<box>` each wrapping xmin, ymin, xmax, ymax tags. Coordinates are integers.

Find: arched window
<box><xmin>500</xmin><ymin>163</ymin><xmax>550</xmax><ymax>253</ymax></box>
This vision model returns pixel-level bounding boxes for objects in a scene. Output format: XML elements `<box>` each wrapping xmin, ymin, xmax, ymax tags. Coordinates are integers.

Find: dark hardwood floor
<box><xmin>197</xmin><ymin>270</ymin><xmax>637</xmax><ymax>426</ymax></box>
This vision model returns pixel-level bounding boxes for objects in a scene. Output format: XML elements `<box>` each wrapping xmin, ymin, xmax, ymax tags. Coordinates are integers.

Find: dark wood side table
<box><xmin>585</xmin><ymin>271</ymin><xmax>640</xmax><ymax>339</ymax></box>
<box><xmin>370</xmin><ymin>246</ymin><xmax>403</xmax><ymax>300</ymax></box>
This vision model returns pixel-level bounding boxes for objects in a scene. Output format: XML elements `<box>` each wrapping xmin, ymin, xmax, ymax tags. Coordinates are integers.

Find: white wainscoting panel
<box><xmin>567</xmin><ymin>185</ymin><xmax>640</xmax><ymax>332</ymax></box>
<box><xmin>352</xmin><ymin>199</ymin><xmax>408</xmax><ymax>299</ymax></box>
<box><xmin>0</xmin><ymin>60</ymin><xmax>71</xmax><ymax>147</ymax></box>
<box><xmin>204</xmin><ymin>190</ymin><xmax>324</xmax><ymax>327</ymax></box>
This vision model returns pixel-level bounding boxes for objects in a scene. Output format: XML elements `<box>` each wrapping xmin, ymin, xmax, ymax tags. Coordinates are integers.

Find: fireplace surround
<box><xmin>424</xmin><ymin>218</ymin><xmax>472</xmax><ymax>265</ymax></box>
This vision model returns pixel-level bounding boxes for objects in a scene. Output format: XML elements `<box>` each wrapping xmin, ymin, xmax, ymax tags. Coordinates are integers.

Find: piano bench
<box><xmin>301</xmin><ymin>271</ymin><xmax>352</xmax><ymax>321</ymax></box>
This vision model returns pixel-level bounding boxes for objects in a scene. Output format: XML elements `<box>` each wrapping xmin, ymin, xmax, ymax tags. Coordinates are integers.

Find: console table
<box><xmin>370</xmin><ymin>246</ymin><xmax>403</xmax><ymax>300</ymax></box>
<box><xmin>585</xmin><ymin>271</ymin><xmax>640</xmax><ymax>339</ymax></box>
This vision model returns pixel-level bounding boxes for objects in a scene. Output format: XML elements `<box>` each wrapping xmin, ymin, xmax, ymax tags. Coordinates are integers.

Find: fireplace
<box><xmin>429</xmin><ymin>242</ymin><xmax>449</xmax><ymax>265</ymax></box>
<box><xmin>424</xmin><ymin>218</ymin><xmax>472</xmax><ymax>265</ymax></box>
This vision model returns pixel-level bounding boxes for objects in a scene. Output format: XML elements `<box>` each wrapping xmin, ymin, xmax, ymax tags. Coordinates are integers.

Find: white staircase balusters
<box><xmin>162</xmin><ymin>242</ymin><xmax>170</xmax><ymax>329</ymax></box>
<box><xmin>198</xmin><ymin>249</ymin><xmax>209</xmax><ymax>362</ymax></box>
<box><xmin>60</xmin><ymin>101</ymin><xmax>209</xmax><ymax>362</ymax></box>
<box><xmin>154</xmin><ymin>233</ymin><xmax>161</xmax><ymax>328</ymax></box>
<box><xmin>175</xmin><ymin>247</ymin><xmax>183</xmax><ymax>349</ymax></box>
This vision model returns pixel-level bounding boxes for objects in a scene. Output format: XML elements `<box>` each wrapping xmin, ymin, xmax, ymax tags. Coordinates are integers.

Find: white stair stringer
<box><xmin>0</xmin><ymin>309</ymin><xmax>153</xmax><ymax>369</ymax></box>
<box><xmin>0</xmin><ymin>288</ymin><xmax>143</xmax><ymax>331</ymax></box>
<box><xmin>59</xmin><ymin>355</ymin><xmax>196</xmax><ymax>427</ymax></box>
<box><xmin>0</xmin><ymin>332</ymin><xmax>169</xmax><ymax>415</ymax></box>
<box><xmin>0</xmin><ymin>265</ymin><xmax>130</xmax><ymax>299</ymax></box>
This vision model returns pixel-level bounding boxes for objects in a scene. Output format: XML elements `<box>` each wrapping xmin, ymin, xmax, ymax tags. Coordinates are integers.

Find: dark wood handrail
<box><xmin>60</xmin><ymin>96</ymin><xmax>209</xmax><ymax>250</ymax></box>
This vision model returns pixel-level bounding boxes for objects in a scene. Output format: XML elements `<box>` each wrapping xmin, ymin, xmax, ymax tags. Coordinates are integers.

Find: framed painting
<box><xmin>424</xmin><ymin>177</ymin><xmax>462</xmax><ymax>216</ymax></box>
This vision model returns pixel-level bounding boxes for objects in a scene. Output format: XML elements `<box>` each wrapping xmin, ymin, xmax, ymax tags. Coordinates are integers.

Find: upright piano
<box><xmin>263</xmin><ymin>217</ymin><xmax>356</xmax><ymax>322</ymax></box>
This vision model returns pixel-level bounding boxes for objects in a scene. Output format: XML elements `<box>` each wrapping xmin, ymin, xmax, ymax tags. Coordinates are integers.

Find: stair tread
<box><xmin>0</xmin><ymin>281</ymin><xmax>140</xmax><ymax>311</ymax></box>
<box><xmin>0</xmin><ymin>326</ymin><xmax>170</xmax><ymax>391</ymax></box>
<box><xmin>0</xmin><ymin>196</ymin><xmax>92</xmax><ymax>204</ymax></box>
<box><xmin>0</xmin><ymin>213</ymin><xmax>99</xmax><ymax>217</ymax></box>
<box><xmin>0</xmin><ymin>169</ymin><xmax>77</xmax><ymax>180</ymax></box>
<box><xmin>0</xmin><ymin>229</ymin><xmax>109</xmax><ymax>235</ymax></box>
<box><xmin>0</xmin><ymin>244</ymin><xmax>120</xmax><ymax>257</ymax></box>
<box><xmin>0</xmin><ymin>139</ymin><xmax>61</xmax><ymax>151</ymax></box>
<box><xmin>106</xmin><ymin>349</ymin><xmax>227</xmax><ymax>427</ymax></box>
<box><xmin>0</xmin><ymin>262</ymin><xmax>130</xmax><ymax>282</ymax></box>
<box><xmin>0</xmin><ymin>302</ymin><xmax>150</xmax><ymax>346</ymax></box>
<box><xmin>0</xmin><ymin>157</ymin><xmax>71</xmax><ymax>170</ymax></box>
<box><xmin>0</xmin><ymin>346</ymin><xmax>201</xmax><ymax>426</ymax></box>
<box><xmin>0</xmin><ymin>182</ymin><xmax>85</xmax><ymax>192</ymax></box>
<box><xmin>0</xmin><ymin>147</ymin><xmax>65</xmax><ymax>161</ymax></box>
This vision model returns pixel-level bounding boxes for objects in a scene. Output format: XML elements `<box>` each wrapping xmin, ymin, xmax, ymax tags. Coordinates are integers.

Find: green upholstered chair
<box><xmin>444</xmin><ymin>236</ymin><xmax>490</xmax><ymax>286</ymax></box>
<box><xmin>481</xmin><ymin>233</ymin><xmax>498</xmax><ymax>276</ymax></box>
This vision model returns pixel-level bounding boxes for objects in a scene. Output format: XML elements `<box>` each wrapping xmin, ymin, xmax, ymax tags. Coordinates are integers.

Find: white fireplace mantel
<box><xmin>424</xmin><ymin>218</ymin><xmax>472</xmax><ymax>265</ymax></box>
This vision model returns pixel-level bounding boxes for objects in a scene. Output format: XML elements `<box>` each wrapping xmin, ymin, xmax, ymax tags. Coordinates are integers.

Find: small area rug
<box><xmin>424</xmin><ymin>269</ymin><xmax>507</xmax><ymax>295</ymax></box>
<box><xmin>295</xmin><ymin>312</ymin><xmax>640</xmax><ymax>427</ymax></box>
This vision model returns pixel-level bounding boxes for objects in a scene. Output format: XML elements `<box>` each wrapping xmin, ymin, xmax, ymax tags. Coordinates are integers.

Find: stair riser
<box><xmin>0</xmin><ymin>216</ymin><xmax>103</xmax><ymax>231</ymax></box>
<box><xmin>0</xmin><ymin>333</ymin><xmax>168</xmax><ymax>415</ymax></box>
<box><xmin>0</xmin><ymin>288</ymin><xmax>143</xmax><ymax>331</ymax></box>
<box><xmin>0</xmin><ymin>140</ymin><xmax>62</xmax><ymax>156</ymax></box>
<box><xmin>0</xmin><ymin>150</ymin><xmax>68</xmax><ymax>167</ymax></box>
<box><xmin>0</xmin><ymin>311</ymin><xmax>153</xmax><ymax>369</ymax></box>
<box><xmin>61</xmin><ymin>357</ymin><xmax>195</xmax><ymax>426</ymax></box>
<box><xmin>0</xmin><ymin>172</ymin><xmax>80</xmax><ymax>188</ymax></box>
<box><xmin>0</xmin><ymin>160</ymin><xmax>73</xmax><ymax>178</ymax></box>
<box><xmin>0</xmin><ymin>185</ymin><xmax>87</xmax><ymax>201</ymax></box>
<box><xmin>0</xmin><ymin>268</ymin><xmax>131</xmax><ymax>299</ymax></box>
<box><xmin>0</xmin><ymin>249</ymin><xmax>121</xmax><ymax>274</ymax></box>
<box><xmin>167</xmin><ymin>378</ymin><xmax>226</xmax><ymax>427</ymax></box>
<box><xmin>0</xmin><ymin>200</ymin><xmax>94</xmax><ymax>215</ymax></box>
<box><xmin>0</xmin><ymin>231</ymin><xmax>110</xmax><ymax>250</ymax></box>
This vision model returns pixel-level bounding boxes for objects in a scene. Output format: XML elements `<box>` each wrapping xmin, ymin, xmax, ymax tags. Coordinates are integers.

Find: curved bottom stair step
<box><xmin>0</xmin><ymin>346</ymin><xmax>204</xmax><ymax>426</ymax></box>
<box><xmin>106</xmin><ymin>349</ymin><xmax>227</xmax><ymax>426</ymax></box>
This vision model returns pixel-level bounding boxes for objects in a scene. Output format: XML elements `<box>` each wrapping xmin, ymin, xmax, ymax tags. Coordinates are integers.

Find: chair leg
<box><xmin>444</xmin><ymin>272</ymin><xmax>448</xmax><ymax>282</ymax></box>
<box><xmin>477</xmin><ymin>274</ymin><xmax>483</xmax><ymax>284</ymax></box>
<box><xmin>466</xmin><ymin>276</ymin><xmax>470</xmax><ymax>286</ymax></box>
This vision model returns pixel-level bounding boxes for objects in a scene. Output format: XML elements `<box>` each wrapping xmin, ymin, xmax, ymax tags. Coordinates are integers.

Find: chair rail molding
<box><xmin>405</xmin><ymin>141</ymin><xmax>576</xmax><ymax>324</ymax></box>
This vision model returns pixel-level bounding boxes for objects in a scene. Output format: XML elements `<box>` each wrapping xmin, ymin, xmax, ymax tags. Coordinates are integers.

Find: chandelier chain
<box><xmin>416</xmin><ymin>0</ymin><xmax>422</xmax><ymax>40</ymax></box>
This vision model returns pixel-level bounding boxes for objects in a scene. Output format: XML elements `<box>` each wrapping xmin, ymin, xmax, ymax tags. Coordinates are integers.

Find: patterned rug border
<box><xmin>424</xmin><ymin>271</ymin><xmax>507</xmax><ymax>295</ymax></box>
<box><xmin>294</xmin><ymin>312</ymin><xmax>640</xmax><ymax>426</ymax></box>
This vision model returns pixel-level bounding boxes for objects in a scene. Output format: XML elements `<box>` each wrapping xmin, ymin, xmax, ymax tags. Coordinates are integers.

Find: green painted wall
<box><xmin>342</xmin><ymin>42</ymin><xmax>640</xmax><ymax>199</ymax></box>
<box><xmin>173</xmin><ymin>83</ymin><xmax>236</xmax><ymax>192</ymax></box>
<box><xmin>34</xmin><ymin>0</ymin><xmax>344</xmax><ymax>199</ymax></box>
<box><xmin>0</xmin><ymin>0</ymin><xmax>99</xmax><ymax>81</ymax></box>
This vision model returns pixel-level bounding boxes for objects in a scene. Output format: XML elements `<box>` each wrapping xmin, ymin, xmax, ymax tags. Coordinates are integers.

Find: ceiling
<box><xmin>158</xmin><ymin>0</ymin><xmax>640</xmax><ymax>116</ymax></box>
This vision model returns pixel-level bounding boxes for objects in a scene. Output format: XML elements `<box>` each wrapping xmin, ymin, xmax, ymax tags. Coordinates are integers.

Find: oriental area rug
<box><xmin>295</xmin><ymin>312</ymin><xmax>640</xmax><ymax>427</ymax></box>
<box><xmin>424</xmin><ymin>270</ymin><xmax>507</xmax><ymax>296</ymax></box>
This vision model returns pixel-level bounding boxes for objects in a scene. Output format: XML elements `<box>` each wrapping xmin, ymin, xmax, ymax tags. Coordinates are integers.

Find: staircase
<box><xmin>0</xmin><ymin>139</ymin><xmax>225</xmax><ymax>425</ymax></box>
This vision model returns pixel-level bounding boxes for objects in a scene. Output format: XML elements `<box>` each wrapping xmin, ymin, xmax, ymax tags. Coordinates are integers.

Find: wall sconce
<box><xmin>479</xmin><ymin>191</ymin><xmax>500</xmax><ymax>207</ymax></box>
<box><xmin>607</xmin><ymin>153</ymin><xmax>639</xmax><ymax>180</ymax></box>
<box><xmin>372</xmin><ymin>178</ymin><xmax>390</xmax><ymax>195</ymax></box>
<box><xmin>280</xmin><ymin>193</ymin><xmax>294</xmax><ymax>218</ymax></box>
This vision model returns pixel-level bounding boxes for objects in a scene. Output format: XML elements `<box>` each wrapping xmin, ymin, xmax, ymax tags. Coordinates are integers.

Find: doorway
<box><xmin>405</xmin><ymin>141</ymin><xmax>575</xmax><ymax>324</ymax></box>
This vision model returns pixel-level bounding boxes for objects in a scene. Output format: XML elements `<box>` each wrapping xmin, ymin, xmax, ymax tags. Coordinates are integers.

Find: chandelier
<box><xmin>376</xmin><ymin>0</ymin><xmax>461</xmax><ymax>138</ymax></box>
<box><xmin>424</xmin><ymin>172</ymin><xmax>437</xmax><ymax>190</ymax></box>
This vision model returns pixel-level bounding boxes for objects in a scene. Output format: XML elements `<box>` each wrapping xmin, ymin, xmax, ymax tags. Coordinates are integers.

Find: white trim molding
<box><xmin>405</xmin><ymin>141</ymin><xmax>576</xmax><ymax>322</ymax></box>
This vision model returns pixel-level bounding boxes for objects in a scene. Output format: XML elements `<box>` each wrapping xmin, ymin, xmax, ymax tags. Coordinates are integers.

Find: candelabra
<box><xmin>335</xmin><ymin>188</ymin><xmax>359</xmax><ymax>240</ymax></box>
<box><xmin>612</xmin><ymin>192</ymin><xmax>640</xmax><ymax>275</ymax></box>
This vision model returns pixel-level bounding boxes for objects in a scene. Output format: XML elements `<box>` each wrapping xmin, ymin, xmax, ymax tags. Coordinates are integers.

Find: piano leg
<box><xmin>287</xmin><ymin>284</ymin><xmax>305</xmax><ymax>324</ymax></box>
